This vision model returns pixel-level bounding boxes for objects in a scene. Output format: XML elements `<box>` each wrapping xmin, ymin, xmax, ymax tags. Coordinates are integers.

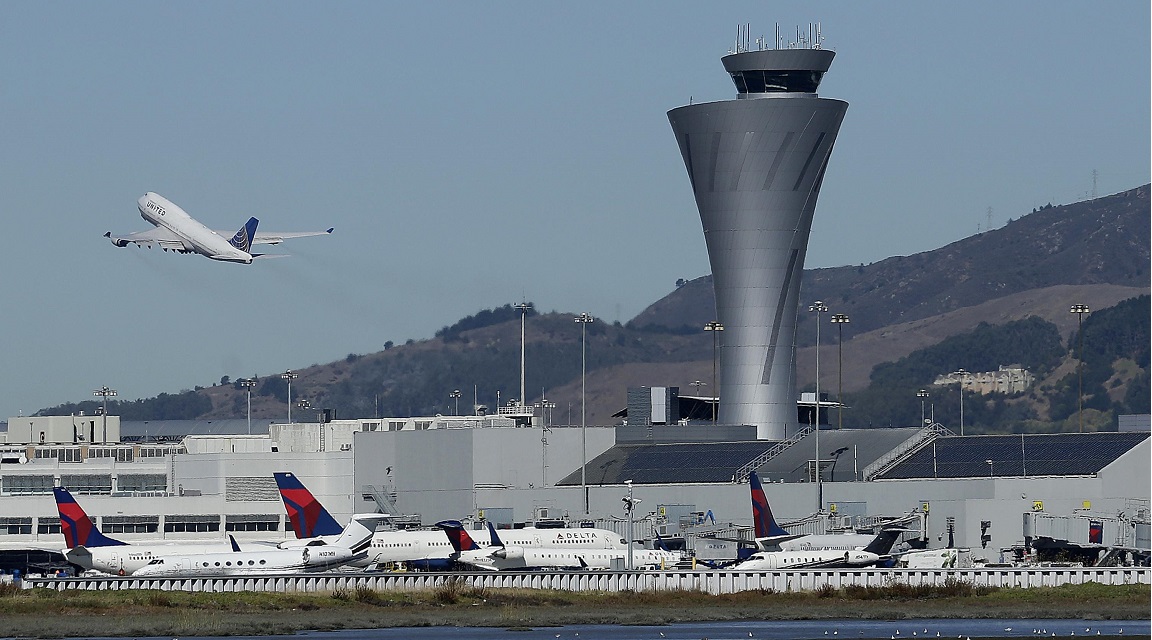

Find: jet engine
<box><xmin>104</xmin><ymin>232</ymin><xmax>129</xmax><ymax>248</ymax></box>
<box><xmin>491</xmin><ymin>545</ymin><xmax>526</xmax><ymax>561</ymax></box>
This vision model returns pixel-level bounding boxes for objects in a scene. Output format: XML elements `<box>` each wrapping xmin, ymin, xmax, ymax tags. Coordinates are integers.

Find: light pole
<box><xmin>689</xmin><ymin>380</ymin><xmax>706</xmax><ymax>419</ymax></box>
<box><xmin>952</xmin><ymin>369</ymin><xmax>969</xmax><ymax>435</ymax></box>
<box><xmin>622</xmin><ymin>480</ymin><xmax>640</xmax><ymax>570</ymax></box>
<box><xmin>1070</xmin><ymin>304</ymin><xmax>1090</xmax><ymax>433</ymax></box>
<box><xmin>830</xmin><ymin>313</ymin><xmax>850</xmax><ymax>430</ymax></box>
<box><xmin>450</xmin><ymin>389</ymin><xmax>462</xmax><ymax>416</ymax></box>
<box><xmin>808</xmin><ymin>301</ymin><xmax>828</xmax><ymax>512</ymax></box>
<box><xmin>575</xmin><ymin>312</ymin><xmax>594</xmax><ymax>514</ymax></box>
<box><xmin>281</xmin><ymin>370</ymin><xmax>299</xmax><ymax>423</ymax></box>
<box><xmin>92</xmin><ymin>386</ymin><xmax>117</xmax><ymax>443</ymax></box>
<box><xmin>985</xmin><ymin>459</ymin><xmax>994</xmax><ymax>478</ymax></box>
<box><xmin>917</xmin><ymin>389</ymin><xmax>930</xmax><ymax>428</ymax></box>
<box><xmin>239</xmin><ymin>378</ymin><xmax>258</xmax><ymax>435</ymax></box>
<box><xmin>516</xmin><ymin>302</ymin><xmax>533</xmax><ymax>413</ymax></box>
<box><xmin>703</xmin><ymin>321</ymin><xmax>724</xmax><ymax>422</ymax></box>
<box><xmin>535</xmin><ymin>397</ymin><xmax>555</xmax><ymax>486</ymax></box>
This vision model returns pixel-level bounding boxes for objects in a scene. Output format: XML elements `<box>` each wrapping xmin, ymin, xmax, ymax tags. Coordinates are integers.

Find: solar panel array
<box><xmin>555</xmin><ymin>441</ymin><xmax>779</xmax><ymax>485</ymax></box>
<box><xmin>878</xmin><ymin>432</ymin><xmax>1150</xmax><ymax>479</ymax></box>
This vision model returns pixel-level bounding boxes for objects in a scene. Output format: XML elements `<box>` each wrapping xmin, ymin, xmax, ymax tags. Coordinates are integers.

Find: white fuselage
<box><xmin>68</xmin><ymin>541</ymin><xmax>236</xmax><ymax>575</ymax></box>
<box><xmin>460</xmin><ymin>545</ymin><xmax>679</xmax><ymax>571</ymax></box>
<box><xmin>735</xmin><ymin>549</ymin><xmax>880</xmax><ymax>571</ymax></box>
<box><xmin>365</xmin><ymin>527</ymin><xmax>627</xmax><ymax>567</ymax></box>
<box><xmin>132</xmin><ymin>545</ymin><xmax>356</xmax><ymax>577</ymax></box>
<box><xmin>771</xmin><ymin>532</ymin><xmax>880</xmax><ymax>552</ymax></box>
<box><xmin>137</xmin><ymin>192</ymin><xmax>252</xmax><ymax>263</ymax></box>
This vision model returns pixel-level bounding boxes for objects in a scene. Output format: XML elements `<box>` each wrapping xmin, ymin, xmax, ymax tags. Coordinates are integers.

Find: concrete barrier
<box><xmin>25</xmin><ymin>567</ymin><xmax>1149</xmax><ymax>595</ymax></box>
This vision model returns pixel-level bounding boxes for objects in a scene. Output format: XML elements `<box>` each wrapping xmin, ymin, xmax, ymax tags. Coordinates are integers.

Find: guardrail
<box><xmin>25</xmin><ymin>567</ymin><xmax>1149</xmax><ymax>596</ymax></box>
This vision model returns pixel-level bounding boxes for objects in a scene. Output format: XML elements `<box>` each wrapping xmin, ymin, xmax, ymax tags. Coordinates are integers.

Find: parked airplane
<box><xmin>131</xmin><ymin>516</ymin><xmax>382</xmax><ymax>577</ymax></box>
<box><xmin>731</xmin><ymin>546</ymin><xmax>881</xmax><ymax>570</ymax></box>
<box><xmin>55</xmin><ymin>487</ymin><xmax>232</xmax><ymax>575</ymax></box>
<box><xmin>105</xmin><ymin>192</ymin><xmax>332</xmax><ymax>264</ymax></box>
<box><xmin>438</xmin><ymin>520</ymin><xmax>678</xmax><ymax>571</ymax></box>
<box><xmin>55</xmin><ymin>487</ymin><xmax>381</xmax><ymax>575</ymax></box>
<box><xmin>275</xmin><ymin>471</ymin><xmax>629</xmax><ymax>570</ymax></box>
<box><xmin>748</xmin><ymin>471</ymin><xmax>902</xmax><ymax>554</ymax></box>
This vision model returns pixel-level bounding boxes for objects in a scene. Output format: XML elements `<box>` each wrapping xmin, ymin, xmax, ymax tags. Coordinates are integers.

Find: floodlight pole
<box><xmin>808</xmin><ymin>301</ymin><xmax>828</xmax><ymax>512</ymax></box>
<box><xmin>830</xmin><ymin>313</ymin><xmax>850</xmax><ymax>430</ymax></box>
<box><xmin>1070</xmin><ymin>304</ymin><xmax>1090</xmax><ymax>433</ymax></box>
<box><xmin>575</xmin><ymin>312</ymin><xmax>594</xmax><ymax>514</ymax></box>
<box><xmin>516</xmin><ymin>303</ymin><xmax>532</xmax><ymax>412</ymax></box>
<box><xmin>281</xmin><ymin>370</ymin><xmax>299</xmax><ymax>423</ymax></box>
<box><xmin>703</xmin><ymin>321</ymin><xmax>724</xmax><ymax>422</ymax></box>
<box><xmin>239</xmin><ymin>378</ymin><xmax>258</xmax><ymax>435</ymax></box>
<box><xmin>952</xmin><ymin>369</ymin><xmax>969</xmax><ymax>435</ymax></box>
<box><xmin>92</xmin><ymin>386</ymin><xmax>117</xmax><ymax>443</ymax></box>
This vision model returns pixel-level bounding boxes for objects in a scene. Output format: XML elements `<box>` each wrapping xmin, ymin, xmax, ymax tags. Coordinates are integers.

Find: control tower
<box><xmin>668</xmin><ymin>27</ymin><xmax>848</xmax><ymax>440</ymax></box>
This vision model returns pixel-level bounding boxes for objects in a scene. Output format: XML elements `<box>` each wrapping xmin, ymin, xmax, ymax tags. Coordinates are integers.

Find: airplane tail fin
<box><xmin>750</xmin><ymin>471</ymin><xmax>791</xmax><ymax>538</ymax></box>
<box><xmin>331</xmin><ymin>514</ymin><xmax>386</xmax><ymax>553</ymax></box>
<box><xmin>436</xmin><ymin>520</ymin><xmax>481</xmax><ymax>553</ymax></box>
<box><xmin>274</xmin><ymin>472</ymin><xmax>343</xmax><ymax>538</ymax></box>
<box><xmin>863</xmin><ymin>528</ymin><xmax>904</xmax><ymax>555</ymax></box>
<box><xmin>229</xmin><ymin>217</ymin><xmax>259</xmax><ymax>252</ymax></box>
<box><xmin>53</xmin><ymin>487</ymin><xmax>126</xmax><ymax>549</ymax></box>
<box><xmin>486</xmin><ymin>521</ymin><xmax>506</xmax><ymax>548</ymax></box>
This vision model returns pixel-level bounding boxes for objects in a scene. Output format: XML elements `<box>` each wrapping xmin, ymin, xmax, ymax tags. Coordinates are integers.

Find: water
<box><xmin>68</xmin><ymin>619</ymin><xmax>1150</xmax><ymax>640</ymax></box>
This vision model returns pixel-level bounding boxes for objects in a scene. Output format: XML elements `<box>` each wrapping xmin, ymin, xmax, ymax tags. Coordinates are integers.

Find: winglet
<box><xmin>436</xmin><ymin>520</ymin><xmax>481</xmax><ymax>553</ymax></box>
<box><xmin>229</xmin><ymin>217</ymin><xmax>260</xmax><ymax>252</ymax></box>
<box><xmin>274</xmin><ymin>472</ymin><xmax>343</xmax><ymax>538</ymax></box>
<box><xmin>229</xmin><ymin>534</ymin><xmax>241</xmax><ymax>552</ymax></box>
<box><xmin>750</xmin><ymin>471</ymin><xmax>791</xmax><ymax>538</ymax></box>
<box><xmin>54</xmin><ymin>487</ymin><xmax>126</xmax><ymax>549</ymax></box>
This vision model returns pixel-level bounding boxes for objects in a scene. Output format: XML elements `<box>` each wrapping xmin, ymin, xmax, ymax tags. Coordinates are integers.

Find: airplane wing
<box><xmin>219</xmin><ymin>228</ymin><xmax>334</xmax><ymax>245</ymax></box>
<box><xmin>105</xmin><ymin>228</ymin><xmax>187</xmax><ymax>250</ymax></box>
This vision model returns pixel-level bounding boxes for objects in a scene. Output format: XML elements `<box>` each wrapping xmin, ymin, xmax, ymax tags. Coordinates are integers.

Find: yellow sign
<box><xmin>829</xmin><ymin>503</ymin><xmax>838</xmax><ymax>513</ymax></box>
<box><xmin>1032</xmin><ymin>501</ymin><xmax>1044</xmax><ymax>512</ymax></box>
<box><xmin>922</xmin><ymin>502</ymin><xmax>930</xmax><ymax>513</ymax></box>
<box><xmin>1082</xmin><ymin>500</ymin><xmax>1091</xmax><ymax>510</ymax></box>
<box><xmin>658</xmin><ymin>506</ymin><xmax>666</xmax><ymax>516</ymax></box>
<box><xmin>477</xmin><ymin>509</ymin><xmax>485</xmax><ymax>519</ymax></box>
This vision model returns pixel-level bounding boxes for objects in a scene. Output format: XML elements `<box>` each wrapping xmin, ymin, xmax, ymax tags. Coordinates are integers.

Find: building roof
<box><xmin>120</xmin><ymin>419</ymin><xmax>273</xmax><ymax>441</ymax></box>
<box><xmin>877</xmin><ymin>432</ymin><xmax>1151</xmax><ymax>479</ymax></box>
<box><xmin>756</xmin><ymin>427</ymin><xmax>926</xmax><ymax>483</ymax></box>
<box><xmin>555</xmin><ymin>441</ymin><xmax>780</xmax><ymax>485</ymax></box>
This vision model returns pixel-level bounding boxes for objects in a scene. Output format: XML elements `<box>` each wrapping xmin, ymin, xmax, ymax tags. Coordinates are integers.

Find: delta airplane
<box><xmin>105</xmin><ymin>192</ymin><xmax>332</xmax><ymax>264</ymax></box>
<box><xmin>131</xmin><ymin>517</ymin><xmax>381</xmax><ymax>577</ymax></box>
<box><xmin>55</xmin><ymin>487</ymin><xmax>231</xmax><ymax>575</ymax></box>
<box><xmin>438</xmin><ymin>520</ymin><xmax>679</xmax><ymax>571</ymax></box>
<box><xmin>748</xmin><ymin>471</ymin><xmax>902</xmax><ymax>554</ymax></box>
<box><xmin>274</xmin><ymin>472</ymin><xmax>629</xmax><ymax>570</ymax></box>
<box><xmin>54</xmin><ymin>486</ymin><xmax>380</xmax><ymax>576</ymax></box>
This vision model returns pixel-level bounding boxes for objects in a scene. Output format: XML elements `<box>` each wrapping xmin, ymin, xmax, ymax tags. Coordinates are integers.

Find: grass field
<box><xmin>0</xmin><ymin>580</ymin><xmax>1147</xmax><ymax>638</ymax></box>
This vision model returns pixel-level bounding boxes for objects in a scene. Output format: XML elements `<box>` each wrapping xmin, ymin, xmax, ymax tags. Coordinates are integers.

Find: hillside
<box><xmin>39</xmin><ymin>186</ymin><xmax>1151</xmax><ymax>430</ymax></box>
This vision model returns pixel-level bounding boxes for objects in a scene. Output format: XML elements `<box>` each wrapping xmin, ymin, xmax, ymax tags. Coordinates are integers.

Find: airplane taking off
<box><xmin>104</xmin><ymin>192</ymin><xmax>332</xmax><ymax>264</ymax></box>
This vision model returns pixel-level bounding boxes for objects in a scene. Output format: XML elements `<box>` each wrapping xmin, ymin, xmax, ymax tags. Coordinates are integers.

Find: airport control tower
<box><xmin>668</xmin><ymin>27</ymin><xmax>848</xmax><ymax>440</ymax></box>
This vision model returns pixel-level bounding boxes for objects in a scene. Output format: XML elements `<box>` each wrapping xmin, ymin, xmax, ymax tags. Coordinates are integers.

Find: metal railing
<box><xmin>733</xmin><ymin>425</ymin><xmax>813</xmax><ymax>483</ymax></box>
<box><xmin>861</xmin><ymin>423</ymin><xmax>953</xmax><ymax>481</ymax></box>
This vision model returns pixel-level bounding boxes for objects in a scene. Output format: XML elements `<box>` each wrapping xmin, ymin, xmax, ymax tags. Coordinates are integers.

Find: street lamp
<box><xmin>689</xmin><ymin>380</ymin><xmax>706</xmax><ymax>419</ymax></box>
<box><xmin>622</xmin><ymin>480</ymin><xmax>641</xmax><ymax>570</ymax></box>
<box><xmin>575</xmin><ymin>312</ymin><xmax>594</xmax><ymax>514</ymax></box>
<box><xmin>281</xmin><ymin>370</ymin><xmax>299</xmax><ymax>423</ymax></box>
<box><xmin>92</xmin><ymin>386</ymin><xmax>117</xmax><ymax>443</ymax></box>
<box><xmin>703</xmin><ymin>321</ymin><xmax>724</xmax><ymax>422</ymax></box>
<box><xmin>450</xmin><ymin>389</ymin><xmax>462</xmax><ymax>416</ymax></box>
<box><xmin>516</xmin><ymin>302</ymin><xmax>533</xmax><ymax>414</ymax></box>
<box><xmin>985</xmin><ymin>459</ymin><xmax>994</xmax><ymax>477</ymax></box>
<box><xmin>917</xmin><ymin>389</ymin><xmax>930</xmax><ymax>428</ymax></box>
<box><xmin>952</xmin><ymin>369</ymin><xmax>969</xmax><ymax>435</ymax></box>
<box><xmin>535</xmin><ymin>397</ymin><xmax>556</xmax><ymax>486</ymax></box>
<box><xmin>808</xmin><ymin>301</ymin><xmax>828</xmax><ymax>512</ymax></box>
<box><xmin>239</xmin><ymin>378</ymin><xmax>258</xmax><ymax>435</ymax></box>
<box><xmin>1070</xmin><ymin>304</ymin><xmax>1090</xmax><ymax>433</ymax></box>
<box><xmin>830</xmin><ymin>313</ymin><xmax>850</xmax><ymax>429</ymax></box>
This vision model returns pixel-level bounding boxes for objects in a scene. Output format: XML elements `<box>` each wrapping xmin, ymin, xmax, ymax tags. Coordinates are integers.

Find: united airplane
<box><xmin>104</xmin><ymin>192</ymin><xmax>332</xmax><ymax>264</ymax></box>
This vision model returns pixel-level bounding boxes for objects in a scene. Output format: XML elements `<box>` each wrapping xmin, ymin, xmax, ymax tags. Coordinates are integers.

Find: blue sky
<box><xmin>1</xmin><ymin>1</ymin><xmax>1148</xmax><ymax>418</ymax></box>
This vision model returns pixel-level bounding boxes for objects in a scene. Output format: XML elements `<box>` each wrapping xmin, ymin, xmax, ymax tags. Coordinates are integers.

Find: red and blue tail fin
<box><xmin>436</xmin><ymin>520</ymin><xmax>481</xmax><ymax>553</ymax></box>
<box><xmin>53</xmin><ymin>487</ymin><xmax>125</xmax><ymax>549</ymax></box>
<box><xmin>750</xmin><ymin>471</ymin><xmax>790</xmax><ymax>538</ymax></box>
<box><xmin>274</xmin><ymin>472</ymin><xmax>343</xmax><ymax>539</ymax></box>
<box><xmin>229</xmin><ymin>217</ymin><xmax>259</xmax><ymax>253</ymax></box>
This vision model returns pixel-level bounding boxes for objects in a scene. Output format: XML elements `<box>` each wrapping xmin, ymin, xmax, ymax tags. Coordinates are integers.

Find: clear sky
<box><xmin>1</xmin><ymin>1</ymin><xmax>1148</xmax><ymax>418</ymax></box>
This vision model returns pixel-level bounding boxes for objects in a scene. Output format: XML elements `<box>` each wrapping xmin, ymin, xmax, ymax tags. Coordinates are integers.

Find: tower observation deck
<box><xmin>668</xmin><ymin>28</ymin><xmax>848</xmax><ymax>440</ymax></box>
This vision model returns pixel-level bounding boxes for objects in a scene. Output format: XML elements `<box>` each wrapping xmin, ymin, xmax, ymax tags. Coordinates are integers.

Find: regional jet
<box><xmin>104</xmin><ymin>192</ymin><xmax>332</xmax><ymax>264</ymax></box>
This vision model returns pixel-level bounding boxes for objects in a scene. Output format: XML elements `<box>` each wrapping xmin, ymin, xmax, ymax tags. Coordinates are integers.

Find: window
<box><xmin>165</xmin><ymin>515</ymin><xmax>220</xmax><ymax>533</ymax></box>
<box><xmin>88</xmin><ymin>447</ymin><xmax>133</xmax><ymax>462</ymax></box>
<box><xmin>103</xmin><ymin>515</ymin><xmax>159</xmax><ymax>534</ymax></box>
<box><xmin>0</xmin><ymin>517</ymin><xmax>32</xmax><ymax>535</ymax></box>
<box><xmin>1</xmin><ymin>475</ymin><xmax>54</xmax><ymax>496</ymax></box>
<box><xmin>37</xmin><ymin>519</ymin><xmax>62</xmax><ymax>535</ymax></box>
<box><xmin>226</xmin><ymin>515</ymin><xmax>280</xmax><ymax>532</ymax></box>
<box><xmin>118</xmin><ymin>474</ymin><xmax>167</xmax><ymax>493</ymax></box>
<box><xmin>60</xmin><ymin>474</ymin><xmax>113</xmax><ymax>495</ymax></box>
